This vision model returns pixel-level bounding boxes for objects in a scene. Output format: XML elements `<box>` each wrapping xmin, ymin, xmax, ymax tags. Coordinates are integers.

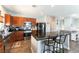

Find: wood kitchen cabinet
<box><xmin>5</xmin><ymin>14</ymin><xmax>12</xmax><ymax>26</ymax></box>
<box><xmin>28</xmin><ymin>18</ymin><xmax>36</xmax><ymax>25</ymax></box>
<box><xmin>0</xmin><ymin>16</ymin><xmax>3</xmax><ymax>23</ymax></box>
<box><xmin>15</xmin><ymin>31</ymin><xmax>24</xmax><ymax>41</ymax></box>
<box><xmin>18</xmin><ymin>17</ymin><xmax>26</xmax><ymax>26</ymax></box>
<box><xmin>8</xmin><ymin>31</ymin><xmax>24</xmax><ymax>43</ymax></box>
<box><xmin>6</xmin><ymin>31</ymin><xmax>24</xmax><ymax>52</ymax></box>
<box><xmin>12</xmin><ymin>16</ymin><xmax>19</xmax><ymax>27</ymax></box>
<box><xmin>5</xmin><ymin>14</ymin><xmax>36</xmax><ymax>27</ymax></box>
<box><xmin>13</xmin><ymin>16</ymin><xmax>26</xmax><ymax>27</ymax></box>
<box><xmin>0</xmin><ymin>38</ymin><xmax>4</xmax><ymax>53</ymax></box>
<box><xmin>8</xmin><ymin>32</ymin><xmax>16</xmax><ymax>43</ymax></box>
<box><xmin>12</xmin><ymin>16</ymin><xmax>36</xmax><ymax>27</ymax></box>
<box><xmin>19</xmin><ymin>17</ymin><xmax>36</xmax><ymax>26</ymax></box>
<box><xmin>13</xmin><ymin>17</ymin><xmax>22</xmax><ymax>27</ymax></box>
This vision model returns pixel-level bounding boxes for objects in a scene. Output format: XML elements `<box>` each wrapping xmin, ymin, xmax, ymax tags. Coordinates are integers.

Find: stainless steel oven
<box><xmin>23</xmin><ymin>22</ymin><xmax>32</xmax><ymax>37</ymax></box>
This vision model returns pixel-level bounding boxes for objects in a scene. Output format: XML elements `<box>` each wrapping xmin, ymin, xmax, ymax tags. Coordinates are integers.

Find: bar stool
<box><xmin>55</xmin><ymin>34</ymin><xmax>68</xmax><ymax>53</ymax></box>
<box><xmin>76</xmin><ymin>33</ymin><xmax>79</xmax><ymax>42</ymax></box>
<box><xmin>43</xmin><ymin>36</ymin><xmax>56</xmax><ymax>53</ymax></box>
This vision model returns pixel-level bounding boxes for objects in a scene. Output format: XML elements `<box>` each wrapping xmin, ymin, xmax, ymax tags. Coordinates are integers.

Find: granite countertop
<box><xmin>0</xmin><ymin>31</ymin><xmax>12</xmax><ymax>40</ymax></box>
<box><xmin>3</xmin><ymin>32</ymin><xmax>12</xmax><ymax>40</ymax></box>
<box><xmin>8</xmin><ymin>26</ymin><xmax>30</xmax><ymax>32</ymax></box>
<box><xmin>32</xmin><ymin>30</ymin><xmax>71</xmax><ymax>41</ymax></box>
<box><xmin>60</xmin><ymin>30</ymin><xmax>78</xmax><ymax>33</ymax></box>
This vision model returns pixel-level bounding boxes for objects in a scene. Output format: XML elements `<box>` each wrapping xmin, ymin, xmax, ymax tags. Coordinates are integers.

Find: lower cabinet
<box><xmin>8</xmin><ymin>31</ymin><xmax>24</xmax><ymax>43</ymax></box>
<box><xmin>31</xmin><ymin>36</ymin><xmax>37</xmax><ymax>52</ymax></box>
<box><xmin>0</xmin><ymin>38</ymin><xmax>4</xmax><ymax>53</ymax></box>
<box><xmin>5</xmin><ymin>31</ymin><xmax>24</xmax><ymax>52</ymax></box>
<box><xmin>31</xmin><ymin>36</ymin><xmax>44</xmax><ymax>53</ymax></box>
<box><xmin>0</xmin><ymin>42</ymin><xmax>4</xmax><ymax>53</ymax></box>
<box><xmin>15</xmin><ymin>31</ymin><xmax>24</xmax><ymax>41</ymax></box>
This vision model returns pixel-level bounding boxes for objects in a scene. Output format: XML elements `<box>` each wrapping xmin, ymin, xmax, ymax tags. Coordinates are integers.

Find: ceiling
<box><xmin>2</xmin><ymin>5</ymin><xmax>79</xmax><ymax>18</ymax></box>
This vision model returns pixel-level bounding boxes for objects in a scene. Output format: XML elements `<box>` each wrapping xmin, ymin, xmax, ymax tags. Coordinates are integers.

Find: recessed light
<box><xmin>51</xmin><ymin>4</ymin><xmax>55</xmax><ymax>7</ymax></box>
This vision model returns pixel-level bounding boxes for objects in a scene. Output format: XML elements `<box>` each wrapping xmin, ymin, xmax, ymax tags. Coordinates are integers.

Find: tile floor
<box><xmin>68</xmin><ymin>40</ymin><xmax>79</xmax><ymax>53</ymax></box>
<box><xmin>4</xmin><ymin>36</ymin><xmax>79</xmax><ymax>53</ymax></box>
<box><xmin>5</xmin><ymin>37</ymin><xmax>31</xmax><ymax>53</ymax></box>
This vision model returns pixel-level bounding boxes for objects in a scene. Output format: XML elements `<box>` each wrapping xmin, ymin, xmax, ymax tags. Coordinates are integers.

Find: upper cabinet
<box><xmin>12</xmin><ymin>16</ymin><xmax>36</xmax><ymax>27</ymax></box>
<box><xmin>12</xmin><ymin>16</ymin><xmax>26</xmax><ymax>27</ymax></box>
<box><xmin>5</xmin><ymin>14</ymin><xmax>36</xmax><ymax>27</ymax></box>
<box><xmin>0</xmin><ymin>16</ymin><xmax>3</xmax><ymax>23</ymax></box>
<box><xmin>12</xmin><ymin>16</ymin><xmax>19</xmax><ymax>26</ymax></box>
<box><xmin>0</xmin><ymin>11</ymin><xmax>3</xmax><ymax>23</ymax></box>
<box><xmin>27</xmin><ymin>18</ymin><xmax>36</xmax><ymax>25</ymax></box>
<box><xmin>5</xmin><ymin>14</ymin><xmax>12</xmax><ymax>26</ymax></box>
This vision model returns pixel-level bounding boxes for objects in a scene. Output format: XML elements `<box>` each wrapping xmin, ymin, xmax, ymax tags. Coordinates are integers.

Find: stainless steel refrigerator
<box><xmin>36</xmin><ymin>23</ymin><xmax>46</xmax><ymax>36</ymax></box>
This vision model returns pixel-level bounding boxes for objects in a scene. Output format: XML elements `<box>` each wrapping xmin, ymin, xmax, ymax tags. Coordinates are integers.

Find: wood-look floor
<box><xmin>68</xmin><ymin>40</ymin><xmax>79</xmax><ymax>53</ymax></box>
<box><xmin>5</xmin><ymin>37</ymin><xmax>31</xmax><ymax>53</ymax></box>
<box><xmin>4</xmin><ymin>37</ymin><xmax>79</xmax><ymax>53</ymax></box>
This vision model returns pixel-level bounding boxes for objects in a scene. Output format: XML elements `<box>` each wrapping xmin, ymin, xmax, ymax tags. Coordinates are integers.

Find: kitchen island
<box><xmin>31</xmin><ymin>31</ymin><xmax>71</xmax><ymax>53</ymax></box>
<box><xmin>0</xmin><ymin>36</ymin><xmax>4</xmax><ymax>52</ymax></box>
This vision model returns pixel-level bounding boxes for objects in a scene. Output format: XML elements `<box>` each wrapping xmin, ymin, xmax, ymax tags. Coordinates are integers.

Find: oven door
<box><xmin>24</xmin><ymin>31</ymin><xmax>32</xmax><ymax>37</ymax></box>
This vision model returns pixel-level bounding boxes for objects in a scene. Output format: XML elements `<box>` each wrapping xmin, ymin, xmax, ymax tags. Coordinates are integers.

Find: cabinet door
<box><xmin>0</xmin><ymin>38</ymin><xmax>4</xmax><ymax>53</ymax></box>
<box><xmin>15</xmin><ymin>31</ymin><xmax>24</xmax><ymax>41</ymax></box>
<box><xmin>18</xmin><ymin>17</ymin><xmax>25</xmax><ymax>27</ymax></box>
<box><xmin>9</xmin><ymin>31</ymin><xmax>24</xmax><ymax>43</ymax></box>
<box><xmin>13</xmin><ymin>16</ymin><xmax>26</xmax><ymax>27</ymax></box>
<box><xmin>13</xmin><ymin>16</ymin><xmax>19</xmax><ymax>26</ymax></box>
<box><xmin>28</xmin><ymin>18</ymin><xmax>36</xmax><ymax>25</ymax></box>
<box><xmin>24</xmin><ymin>18</ymin><xmax>29</xmax><ymax>22</ymax></box>
<box><xmin>32</xmin><ymin>18</ymin><xmax>36</xmax><ymax>25</ymax></box>
<box><xmin>5</xmin><ymin>14</ymin><xmax>11</xmax><ymax>26</ymax></box>
<box><xmin>12</xmin><ymin>16</ymin><xmax>36</xmax><ymax>27</ymax></box>
<box><xmin>31</xmin><ymin>36</ymin><xmax>37</xmax><ymax>53</ymax></box>
<box><xmin>9</xmin><ymin>33</ymin><xmax>15</xmax><ymax>43</ymax></box>
<box><xmin>0</xmin><ymin>16</ymin><xmax>3</xmax><ymax>23</ymax></box>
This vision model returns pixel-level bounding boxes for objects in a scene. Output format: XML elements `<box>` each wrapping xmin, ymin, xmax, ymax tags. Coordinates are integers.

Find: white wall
<box><xmin>0</xmin><ymin>5</ymin><xmax>7</xmax><ymax>23</ymax></box>
<box><xmin>0</xmin><ymin>6</ymin><xmax>6</xmax><ymax>16</ymax></box>
<box><xmin>37</xmin><ymin>16</ymin><xmax>58</xmax><ymax>32</ymax></box>
<box><xmin>60</xmin><ymin>16</ymin><xmax>79</xmax><ymax>31</ymax></box>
